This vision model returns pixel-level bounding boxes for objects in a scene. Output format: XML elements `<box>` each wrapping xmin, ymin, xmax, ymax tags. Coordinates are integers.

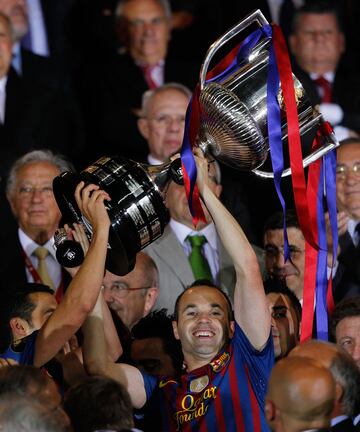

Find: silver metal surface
<box><xmin>197</xmin><ymin>9</ymin><xmax>339</xmax><ymax>177</ymax></box>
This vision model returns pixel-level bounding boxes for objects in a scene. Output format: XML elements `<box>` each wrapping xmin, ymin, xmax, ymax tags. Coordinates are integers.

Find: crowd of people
<box><xmin>0</xmin><ymin>0</ymin><xmax>360</xmax><ymax>431</ymax></box>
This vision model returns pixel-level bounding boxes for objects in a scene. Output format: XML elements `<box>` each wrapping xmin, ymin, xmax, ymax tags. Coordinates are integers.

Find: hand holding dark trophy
<box><xmin>53</xmin><ymin>156</ymin><xmax>183</xmax><ymax>275</ymax></box>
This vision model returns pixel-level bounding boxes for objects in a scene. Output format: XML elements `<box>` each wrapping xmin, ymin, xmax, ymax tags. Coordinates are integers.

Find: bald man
<box><xmin>266</xmin><ymin>356</ymin><xmax>335</xmax><ymax>432</ymax></box>
<box><xmin>290</xmin><ymin>340</ymin><xmax>360</xmax><ymax>431</ymax></box>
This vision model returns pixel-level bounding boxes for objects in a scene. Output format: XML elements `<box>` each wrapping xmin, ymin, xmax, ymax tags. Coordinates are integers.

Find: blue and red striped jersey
<box><xmin>0</xmin><ymin>331</ymin><xmax>37</xmax><ymax>365</ymax></box>
<box><xmin>142</xmin><ymin>323</ymin><xmax>274</xmax><ymax>431</ymax></box>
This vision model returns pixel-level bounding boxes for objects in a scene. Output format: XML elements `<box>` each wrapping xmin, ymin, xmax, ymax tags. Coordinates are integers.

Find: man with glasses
<box><xmin>263</xmin><ymin>210</ymin><xmax>305</xmax><ymax>302</ymax></box>
<box><xmin>1</xmin><ymin>150</ymin><xmax>73</xmax><ymax>300</ymax></box>
<box><xmin>329</xmin><ymin>137</ymin><xmax>360</xmax><ymax>301</ymax></box>
<box><xmin>102</xmin><ymin>252</ymin><xmax>159</xmax><ymax>330</ymax></box>
<box><xmin>137</xmin><ymin>82</ymin><xmax>191</xmax><ymax>165</ymax></box>
<box><xmin>289</xmin><ymin>2</ymin><xmax>360</xmax><ymax>139</ymax></box>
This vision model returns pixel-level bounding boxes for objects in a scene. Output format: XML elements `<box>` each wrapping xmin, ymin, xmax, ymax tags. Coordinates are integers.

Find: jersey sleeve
<box><xmin>233</xmin><ymin>323</ymin><xmax>274</xmax><ymax>405</ymax></box>
<box><xmin>140</xmin><ymin>370</ymin><xmax>159</xmax><ymax>402</ymax></box>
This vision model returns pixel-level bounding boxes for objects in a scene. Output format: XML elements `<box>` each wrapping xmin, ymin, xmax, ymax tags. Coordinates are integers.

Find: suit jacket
<box><xmin>21</xmin><ymin>47</ymin><xmax>59</xmax><ymax>90</ymax></box>
<box><xmin>332</xmin><ymin>231</ymin><xmax>360</xmax><ymax>303</ymax></box>
<box><xmin>0</xmin><ymin>67</ymin><xmax>85</xmax><ymax>179</ymax></box>
<box><xmin>0</xmin><ymin>222</ymin><xmax>72</xmax><ymax>301</ymax></box>
<box><xmin>144</xmin><ymin>224</ymin><xmax>265</xmax><ymax>312</ymax></box>
<box><xmin>80</xmin><ymin>52</ymin><xmax>199</xmax><ymax>165</ymax></box>
<box><xmin>330</xmin><ymin>417</ymin><xmax>357</xmax><ymax>431</ymax></box>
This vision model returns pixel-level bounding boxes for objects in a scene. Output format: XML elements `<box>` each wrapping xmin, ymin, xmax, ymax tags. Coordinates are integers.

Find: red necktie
<box><xmin>313</xmin><ymin>76</ymin><xmax>332</xmax><ymax>103</ymax></box>
<box><xmin>141</xmin><ymin>65</ymin><xmax>158</xmax><ymax>90</ymax></box>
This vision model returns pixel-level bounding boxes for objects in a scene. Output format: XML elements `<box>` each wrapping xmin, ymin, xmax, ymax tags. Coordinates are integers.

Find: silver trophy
<box><xmin>196</xmin><ymin>9</ymin><xmax>339</xmax><ymax>177</ymax></box>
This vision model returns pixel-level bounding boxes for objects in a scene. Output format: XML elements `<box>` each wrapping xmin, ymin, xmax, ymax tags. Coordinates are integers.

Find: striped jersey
<box><xmin>142</xmin><ymin>323</ymin><xmax>274</xmax><ymax>431</ymax></box>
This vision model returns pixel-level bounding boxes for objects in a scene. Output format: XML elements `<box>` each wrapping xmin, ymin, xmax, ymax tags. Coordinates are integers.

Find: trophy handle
<box><xmin>199</xmin><ymin>9</ymin><xmax>269</xmax><ymax>90</ymax></box>
<box><xmin>252</xmin><ymin>128</ymin><xmax>339</xmax><ymax>178</ymax></box>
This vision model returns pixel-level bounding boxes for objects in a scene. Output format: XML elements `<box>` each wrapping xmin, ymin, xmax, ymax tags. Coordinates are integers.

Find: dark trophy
<box><xmin>53</xmin><ymin>156</ymin><xmax>182</xmax><ymax>275</ymax></box>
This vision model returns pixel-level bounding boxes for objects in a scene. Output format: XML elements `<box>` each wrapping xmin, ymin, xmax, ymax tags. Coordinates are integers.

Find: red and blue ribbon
<box><xmin>180</xmin><ymin>25</ymin><xmax>272</xmax><ymax>226</ymax></box>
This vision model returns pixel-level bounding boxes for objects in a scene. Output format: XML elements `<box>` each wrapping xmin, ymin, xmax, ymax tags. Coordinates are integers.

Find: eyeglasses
<box><xmin>18</xmin><ymin>185</ymin><xmax>54</xmax><ymax>198</ymax></box>
<box><xmin>265</xmin><ymin>245</ymin><xmax>304</xmax><ymax>261</ymax></box>
<box><xmin>149</xmin><ymin>114</ymin><xmax>186</xmax><ymax>128</ymax></box>
<box><xmin>336</xmin><ymin>163</ymin><xmax>360</xmax><ymax>180</ymax></box>
<box><xmin>102</xmin><ymin>283</ymin><xmax>151</xmax><ymax>298</ymax></box>
<box><xmin>130</xmin><ymin>16</ymin><xmax>167</xmax><ymax>29</ymax></box>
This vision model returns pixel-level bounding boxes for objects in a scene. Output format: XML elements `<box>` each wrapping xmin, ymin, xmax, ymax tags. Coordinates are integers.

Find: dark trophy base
<box><xmin>53</xmin><ymin>156</ymin><xmax>174</xmax><ymax>276</ymax></box>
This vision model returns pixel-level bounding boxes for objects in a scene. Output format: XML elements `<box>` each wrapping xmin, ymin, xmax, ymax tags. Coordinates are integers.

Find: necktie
<box><xmin>187</xmin><ymin>235</ymin><xmax>213</xmax><ymax>282</ymax></box>
<box><xmin>33</xmin><ymin>246</ymin><xmax>54</xmax><ymax>290</ymax></box>
<box><xmin>313</xmin><ymin>76</ymin><xmax>332</xmax><ymax>103</ymax></box>
<box><xmin>141</xmin><ymin>65</ymin><xmax>158</xmax><ymax>90</ymax></box>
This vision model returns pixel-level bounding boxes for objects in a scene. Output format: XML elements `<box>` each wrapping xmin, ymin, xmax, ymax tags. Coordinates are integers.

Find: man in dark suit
<box><xmin>327</xmin><ymin>138</ymin><xmax>360</xmax><ymax>302</ymax></box>
<box><xmin>81</xmin><ymin>0</ymin><xmax>198</xmax><ymax>164</ymax></box>
<box><xmin>0</xmin><ymin>12</ymin><xmax>85</xmax><ymax>179</ymax></box>
<box><xmin>0</xmin><ymin>0</ymin><xmax>61</xmax><ymax>88</ymax></box>
<box><xmin>289</xmin><ymin>2</ymin><xmax>360</xmax><ymax>137</ymax></box>
<box><xmin>0</xmin><ymin>150</ymin><xmax>73</xmax><ymax>301</ymax></box>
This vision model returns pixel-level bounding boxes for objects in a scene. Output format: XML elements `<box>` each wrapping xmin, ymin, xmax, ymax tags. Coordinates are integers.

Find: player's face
<box><xmin>267</xmin><ymin>293</ymin><xmax>295</xmax><ymax>359</ymax></box>
<box><xmin>173</xmin><ymin>286</ymin><xmax>234</xmax><ymax>364</ymax></box>
<box><xmin>29</xmin><ymin>292</ymin><xmax>57</xmax><ymax>331</ymax></box>
<box><xmin>131</xmin><ymin>336</ymin><xmax>177</xmax><ymax>376</ymax></box>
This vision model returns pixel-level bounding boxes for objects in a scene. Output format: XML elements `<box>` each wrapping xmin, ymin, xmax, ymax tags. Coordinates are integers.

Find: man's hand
<box><xmin>325</xmin><ymin>211</ymin><xmax>348</xmax><ymax>264</ymax></box>
<box><xmin>74</xmin><ymin>182</ymin><xmax>111</xmax><ymax>231</ymax></box>
<box><xmin>0</xmin><ymin>358</ymin><xmax>18</xmax><ymax>368</ymax></box>
<box><xmin>193</xmin><ymin>148</ymin><xmax>212</xmax><ymax>198</ymax></box>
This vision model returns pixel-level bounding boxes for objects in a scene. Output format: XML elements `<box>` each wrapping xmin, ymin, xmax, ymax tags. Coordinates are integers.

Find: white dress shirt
<box><xmin>170</xmin><ymin>219</ymin><xmax>219</xmax><ymax>282</ymax></box>
<box><xmin>25</xmin><ymin>0</ymin><xmax>49</xmax><ymax>56</ymax></box>
<box><xmin>0</xmin><ymin>76</ymin><xmax>7</xmax><ymax>124</ymax></box>
<box><xmin>147</xmin><ymin>154</ymin><xmax>163</xmax><ymax>165</ymax></box>
<box><xmin>347</xmin><ymin>218</ymin><xmax>360</xmax><ymax>246</ymax></box>
<box><xmin>18</xmin><ymin>228</ymin><xmax>62</xmax><ymax>289</ymax></box>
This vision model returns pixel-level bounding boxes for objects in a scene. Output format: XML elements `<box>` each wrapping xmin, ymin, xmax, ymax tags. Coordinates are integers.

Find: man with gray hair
<box><xmin>0</xmin><ymin>150</ymin><xmax>73</xmax><ymax>299</ymax></box>
<box><xmin>290</xmin><ymin>340</ymin><xmax>360</xmax><ymax>431</ymax></box>
<box><xmin>137</xmin><ymin>82</ymin><xmax>191</xmax><ymax>165</ymax></box>
<box><xmin>0</xmin><ymin>394</ymin><xmax>71</xmax><ymax>432</ymax></box>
